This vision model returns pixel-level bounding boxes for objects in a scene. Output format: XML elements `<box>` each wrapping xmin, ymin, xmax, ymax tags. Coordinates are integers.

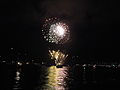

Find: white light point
<box><xmin>56</xmin><ymin>25</ymin><xmax>65</xmax><ymax>36</ymax></box>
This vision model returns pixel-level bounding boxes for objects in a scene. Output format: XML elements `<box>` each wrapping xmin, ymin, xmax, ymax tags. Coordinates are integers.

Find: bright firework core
<box><xmin>56</xmin><ymin>25</ymin><xmax>65</xmax><ymax>36</ymax></box>
<box><xmin>48</xmin><ymin>22</ymin><xmax>69</xmax><ymax>44</ymax></box>
<box><xmin>50</xmin><ymin>23</ymin><xmax>65</xmax><ymax>38</ymax></box>
<box><xmin>42</xmin><ymin>18</ymin><xmax>70</xmax><ymax>44</ymax></box>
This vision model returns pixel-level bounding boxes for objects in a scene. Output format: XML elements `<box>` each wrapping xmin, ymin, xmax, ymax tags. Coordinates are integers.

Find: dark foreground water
<box><xmin>0</xmin><ymin>64</ymin><xmax>120</xmax><ymax>90</ymax></box>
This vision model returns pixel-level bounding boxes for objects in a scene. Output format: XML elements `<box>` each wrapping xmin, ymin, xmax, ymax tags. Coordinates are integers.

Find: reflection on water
<box><xmin>1</xmin><ymin>64</ymin><xmax>120</xmax><ymax>90</ymax></box>
<box><xmin>83</xmin><ymin>66</ymin><xmax>87</xmax><ymax>84</ymax></box>
<box><xmin>13</xmin><ymin>68</ymin><xmax>21</xmax><ymax>90</ymax></box>
<box><xmin>41</xmin><ymin>66</ymin><xmax>69</xmax><ymax>90</ymax></box>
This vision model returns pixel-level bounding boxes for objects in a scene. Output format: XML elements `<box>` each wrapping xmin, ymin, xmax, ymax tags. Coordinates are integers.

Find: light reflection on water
<box><xmin>2</xmin><ymin>64</ymin><xmax>118</xmax><ymax>90</ymax></box>
<box><xmin>13</xmin><ymin>68</ymin><xmax>21</xmax><ymax>90</ymax></box>
<box><xmin>41</xmin><ymin>66</ymin><xmax>69</xmax><ymax>90</ymax></box>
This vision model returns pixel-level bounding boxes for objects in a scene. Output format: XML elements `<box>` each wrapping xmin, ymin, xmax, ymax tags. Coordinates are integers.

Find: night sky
<box><xmin>0</xmin><ymin>0</ymin><xmax>119</xmax><ymax>61</ymax></box>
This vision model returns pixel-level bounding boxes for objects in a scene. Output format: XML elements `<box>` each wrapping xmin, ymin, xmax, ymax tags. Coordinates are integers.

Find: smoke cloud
<box><xmin>40</xmin><ymin>0</ymin><xmax>88</xmax><ymax>24</ymax></box>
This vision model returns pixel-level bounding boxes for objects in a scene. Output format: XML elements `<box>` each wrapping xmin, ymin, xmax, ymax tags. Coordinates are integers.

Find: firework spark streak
<box><xmin>49</xmin><ymin>50</ymin><xmax>68</xmax><ymax>66</ymax></box>
<box><xmin>42</xmin><ymin>18</ymin><xmax>70</xmax><ymax>44</ymax></box>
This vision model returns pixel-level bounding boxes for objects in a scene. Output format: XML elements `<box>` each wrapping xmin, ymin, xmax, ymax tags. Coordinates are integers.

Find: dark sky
<box><xmin>0</xmin><ymin>0</ymin><xmax>120</xmax><ymax>58</ymax></box>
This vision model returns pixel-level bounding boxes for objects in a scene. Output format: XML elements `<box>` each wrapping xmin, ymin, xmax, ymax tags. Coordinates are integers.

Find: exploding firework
<box><xmin>42</xmin><ymin>18</ymin><xmax>70</xmax><ymax>44</ymax></box>
<box><xmin>49</xmin><ymin>50</ymin><xmax>68</xmax><ymax>66</ymax></box>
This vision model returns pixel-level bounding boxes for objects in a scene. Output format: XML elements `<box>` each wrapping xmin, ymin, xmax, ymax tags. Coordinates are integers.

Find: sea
<box><xmin>0</xmin><ymin>63</ymin><xmax>120</xmax><ymax>90</ymax></box>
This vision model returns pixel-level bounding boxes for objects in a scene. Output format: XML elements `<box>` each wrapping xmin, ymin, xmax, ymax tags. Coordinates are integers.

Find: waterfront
<box><xmin>0</xmin><ymin>63</ymin><xmax>120</xmax><ymax>90</ymax></box>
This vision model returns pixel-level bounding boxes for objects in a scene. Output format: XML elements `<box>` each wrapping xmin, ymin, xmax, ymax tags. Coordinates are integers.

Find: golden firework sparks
<box><xmin>49</xmin><ymin>50</ymin><xmax>68</xmax><ymax>66</ymax></box>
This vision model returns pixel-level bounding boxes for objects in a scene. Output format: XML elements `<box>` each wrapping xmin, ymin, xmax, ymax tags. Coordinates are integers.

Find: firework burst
<box><xmin>42</xmin><ymin>18</ymin><xmax>70</xmax><ymax>44</ymax></box>
<box><xmin>49</xmin><ymin>50</ymin><xmax>68</xmax><ymax>66</ymax></box>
